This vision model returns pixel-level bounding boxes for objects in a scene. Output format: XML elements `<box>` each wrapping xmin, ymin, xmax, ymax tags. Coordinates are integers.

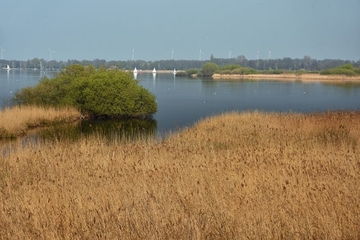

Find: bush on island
<box><xmin>200</xmin><ymin>62</ymin><xmax>219</xmax><ymax>77</ymax></box>
<box><xmin>242</xmin><ymin>67</ymin><xmax>258</xmax><ymax>75</ymax></box>
<box><xmin>220</xmin><ymin>64</ymin><xmax>242</xmax><ymax>71</ymax></box>
<box><xmin>12</xmin><ymin>65</ymin><xmax>157</xmax><ymax>119</ymax></box>
<box><xmin>220</xmin><ymin>70</ymin><xmax>232</xmax><ymax>75</ymax></box>
<box><xmin>320</xmin><ymin>63</ymin><xmax>359</xmax><ymax>76</ymax></box>
<box><xmin>185</xmin><ymin>68</ymin><xmax>199</xmax><ymax>77</ymax></box>
<box><xmin>231</xmin><ymin>69</ymin><xmax>243</xmax><ymax>75</ymax></box>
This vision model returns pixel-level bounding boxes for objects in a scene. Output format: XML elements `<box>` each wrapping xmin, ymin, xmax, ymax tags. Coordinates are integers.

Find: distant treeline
<box><xmin>1</xmin><ymin>55</ymin><xmax>359</xmax><ymax>71</ymax></box>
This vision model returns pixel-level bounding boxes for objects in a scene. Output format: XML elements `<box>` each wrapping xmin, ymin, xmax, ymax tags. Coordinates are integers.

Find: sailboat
<box><xmin>5</xmin><ymin>64</ymin><xmax>11</xmax><ymax>70</ymax></box>
<box><xmin>173</xmin><ymin>69</ymin><xmax>177</xmax><ymax>75</ymax></box>
<box><xmin>152</xmin><ymin>68</ymin><xmax>157</xmax><ymax>74</ymax></box>
<box><xmin>133</xmin><ymin>67</ymin><xmax>138</xmax><ymax>79</ymax></box>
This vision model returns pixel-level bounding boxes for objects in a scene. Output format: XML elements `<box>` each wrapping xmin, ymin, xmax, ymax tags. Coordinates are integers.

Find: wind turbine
<box><xmin>49</xmin><ymin>48</ymin><xmax>55</xmax><ymax>61</ymax></box>
<box><xmin>229</xmin><ymin>50</ymin><xmax>232</xmax><ymax>59</ymax></box>
<box><xmin>171</xmin><ymin>48</ymin><xmax>174</xmax><ymax>60</ymax></box>
<box><xmin>256</xmin><ymin>50</ymin><xmax>260</xmax><ymax>69</ymax></box>
<box><xmin>199</xmin><ymin>47</ymin><xmax>203</xmax><ymax>61</ymax></box>
<box><xmin>0</xmin><ymin>47</ymin><xmax>5</xmax><ymax>59</ymax></box>
<box><xmin>132</xmin><ymin>48</ymin><xmax>135</xmax><ymax>61</ymax></box>
<box><xmin>268</xmin><ymin>51</ymin><xmax>271</xmax><ymax>60</ymax></box>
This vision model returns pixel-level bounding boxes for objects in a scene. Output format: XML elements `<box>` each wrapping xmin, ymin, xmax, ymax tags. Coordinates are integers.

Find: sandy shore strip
<box><xmin>212</xmin><ymin>73</ymin><xmax>360</xmax><ymax>82</ymax></box>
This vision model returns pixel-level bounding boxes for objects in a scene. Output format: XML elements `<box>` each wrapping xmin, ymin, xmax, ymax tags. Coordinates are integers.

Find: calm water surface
<box><xmin>1</xmin><ymin>69</ymin><xmax>360</xmax><ymax>136</ymax></box>
<box><xmin>138</xmin><ymin>72</ymin><xmax>360</xmax><ymax>133</ymax></box>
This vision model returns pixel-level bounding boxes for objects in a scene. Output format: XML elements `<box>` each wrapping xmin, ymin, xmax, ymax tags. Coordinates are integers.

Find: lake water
<box><xmin>139</xmin><ymin>72</ymin><xmax>360</xmax><ymax>133</ymax></box>
<box><xmin>1</xmin><ymin>69</ymin><xmax>360</xmax><ymax>136</ymax></box>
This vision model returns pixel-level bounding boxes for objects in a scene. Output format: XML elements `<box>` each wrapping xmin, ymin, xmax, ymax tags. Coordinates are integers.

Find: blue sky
<box><xmin>1</xmin><ymin>0</ymin><xmax>359</xmax><ymax>61</ymax></box>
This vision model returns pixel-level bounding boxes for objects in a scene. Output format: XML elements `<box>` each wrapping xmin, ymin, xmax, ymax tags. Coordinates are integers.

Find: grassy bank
<box><xmin>212</xmin><ymin>73</ymin><xmax>360</xmax><ymax>81</ymax></box>
<box><xmin>0</xmin><ymin>106</ymin><xmax>80</xmax><ymax>138</ymax></box>
<box><xmin>1</xmin><ymin>111</ymin><xmax>359</xmax><ymax>239</ymax></box>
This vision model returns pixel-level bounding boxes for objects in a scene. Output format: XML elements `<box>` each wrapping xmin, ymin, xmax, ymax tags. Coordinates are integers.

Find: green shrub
<box><xmin>242</xmin><ymin>67</ymin><xmax>258</xmax><ymax>75</ymax></box>
<box><xmin>341</xmin><ymin>63</ymin><xmax>354</xmax><ymax>70</ymax></box>
<box><xmin>185</xmin><ymin>68</ymin><xmax>199</xmax><ymax>76</ymax></box>
<box><xmin>220</xmin><ymin>70</ymin><xmax>232</xmax><ymax>75</ymax></box>
<box><xmin>231</xmin><ymin>69</ymin><xmax>242</xmax><ymax>75</ymax></box>
<box><xmin>333</xmin><ymin>68</ymin><xmax>356</xmax><ymax>76</ymax></box>
<box><xmin>220</xmin><ymin>64</ymin><xmax>242</xmax><ymax>71</ymax></box>
<box><xmin>13</xmin><ymin>65</ymin><xmax>157</xmax><ymax>119</ymax></box>
<box><xmin>201</xmin><ymin>62</ymin><xmax>219</xmax><ymax>77</ymax></box>
<box><xmin>197</xmin><ymin>71</ymin><xmax>204</xmax><ymax>77</ymax></box>
<box><xmin>271</xmin><ymin>70</ymin><xmax>284</xmax><ymax>74</ymax></box>
<box><xmin>320</xmin><ymin>64</ymin><xmax>358</xmax><ymax>76</ymax></box>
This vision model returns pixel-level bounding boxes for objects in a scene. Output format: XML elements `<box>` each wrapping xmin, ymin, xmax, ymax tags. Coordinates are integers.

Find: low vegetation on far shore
<box><xmin>1</xmin><ymin>111</ymin><xmax>359</xmax><ymax>239</ymax></box>
<box><xmin>0</xmin><ymin>105</ymin><xmax>80</xmax><ymax>138</ymax></box>
<box><xmin>177</xmin><ymin>62</ymin><xmax>360</xmax><ymax>80</ymax></box>
<box><xmin>212</xmin><ymin>64</ymin><xmax>360</xmax><ymax>81</ymax></box>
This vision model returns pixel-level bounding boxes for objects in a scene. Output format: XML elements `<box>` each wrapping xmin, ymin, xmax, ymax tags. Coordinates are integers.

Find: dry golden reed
<box><xmin>0</xmin><ymin>111</ymin><xmax>359</xmax><ymax>239</ymax></box>
<box><xmin>0</xmin><ymin>105</ymin><xmax>80</xmax><ymax>137</ymax></box>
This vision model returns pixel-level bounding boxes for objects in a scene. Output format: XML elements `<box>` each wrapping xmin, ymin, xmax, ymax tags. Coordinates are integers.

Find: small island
<box><xmin>198</xmin><ymin>62</ymin><xmax>360</xmax><ymax>81</ymax></box>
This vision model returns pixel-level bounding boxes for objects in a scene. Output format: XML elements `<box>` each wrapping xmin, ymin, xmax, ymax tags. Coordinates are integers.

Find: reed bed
<box><xmin>0</xmin><ymin>111</ymin><xmax>359</xmax><ymax>239</ymax></box>
<box><xmin>0</xmin><ymin>106</ymin><xmax>80</xmax><ymax>137</ymax></box>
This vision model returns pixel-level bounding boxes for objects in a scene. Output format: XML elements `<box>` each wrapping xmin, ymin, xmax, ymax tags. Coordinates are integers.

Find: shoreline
<box><xmin>212</xmin><ymin>73</ymin><xmax>360</xmax><ymax>82</ymax></box>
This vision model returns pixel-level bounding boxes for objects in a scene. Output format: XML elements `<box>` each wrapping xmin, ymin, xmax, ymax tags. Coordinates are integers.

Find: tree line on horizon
<box><xmin>1</xmin><ymin>55</ymin><xmax>359</xmax><ymax>72</ymax></box>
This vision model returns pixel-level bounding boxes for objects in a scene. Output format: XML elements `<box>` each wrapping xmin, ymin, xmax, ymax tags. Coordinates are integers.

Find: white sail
<box><xmin>133</xmin><ymin>67</ymin><xmax>138</xmax><ymax>73</ymax></box>
<box><xmin>173</xmin><ymin>69</ymin><xmax>177</xmax><ymax>75</ymax></box>
<box><xmin>6</xmin><ymin>65</ymin><xmax>10</xmax><ymax>70</ymax></box>
<box><xmin>152</xmin><ymin>68</ymin><xmax>157</xmax><ymax>73</ymax></box>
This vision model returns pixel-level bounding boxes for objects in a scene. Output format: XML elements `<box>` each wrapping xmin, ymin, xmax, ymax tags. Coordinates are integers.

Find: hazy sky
<box><xmin>1</xmin><ymin>0</ymin><xmax>359</xmax><ymax>61</ymax></box>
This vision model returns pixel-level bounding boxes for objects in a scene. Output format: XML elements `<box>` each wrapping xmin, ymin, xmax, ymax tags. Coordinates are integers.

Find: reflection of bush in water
<box><xmin>81</xmin><ymin>118</ymin><xmax>157</xmax><ymax>140</ymax></box>
<box><xmin>323</xmin><ymin>82</ymin><xmax>360</xmax><ymax>90</ymax></box>
<box><xmin>40</xmin><ymin>118</ymin><xmax>157</xmax><ymax>142</ymax></box>
<box><xmin>38</xmin><ymin>122</ymin><xmax>82</xmax><ymax>142</ymax></box>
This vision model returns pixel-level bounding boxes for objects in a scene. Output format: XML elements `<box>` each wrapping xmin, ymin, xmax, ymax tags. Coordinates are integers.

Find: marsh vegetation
<box><xmin>0</xmin><ymin>106</ymin><xmax>80</xmax><ymax>138</ymax></box>
<box><xmin>1</xmin><ymin>111</ymin><xmax>359</xmax><ymax>239</ymax></box>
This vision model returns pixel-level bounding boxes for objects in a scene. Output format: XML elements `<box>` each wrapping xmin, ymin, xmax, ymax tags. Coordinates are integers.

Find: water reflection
<box><xmin>38</xmin><ymin>118</ymin><xmax>157</xmax><ymax>143</ymax></box>
<box><xmin>323</xmin><ymin>82</ymin><xmax>360</xmax><ymax>91</ymax></box>
<box><xmin>1</xmin><ymin>118</ymin><xmax>157</xmax><ymax>158</ymax></box>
